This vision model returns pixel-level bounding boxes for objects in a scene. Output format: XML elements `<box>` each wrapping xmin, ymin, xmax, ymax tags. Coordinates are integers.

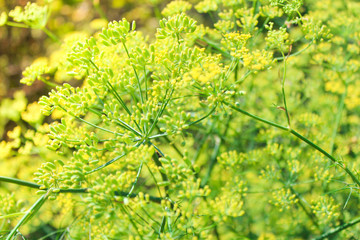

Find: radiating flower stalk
<box><xmin>1</xmin><ymin>0</ymin><xmax>360</xmax><ymax>239</ymax></box>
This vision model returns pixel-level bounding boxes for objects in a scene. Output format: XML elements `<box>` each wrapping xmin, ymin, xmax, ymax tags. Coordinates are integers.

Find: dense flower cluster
<box><xmin>0</xmin><ymin>0</ymin><xmax>360</xmax><ymax>239</ymax></box>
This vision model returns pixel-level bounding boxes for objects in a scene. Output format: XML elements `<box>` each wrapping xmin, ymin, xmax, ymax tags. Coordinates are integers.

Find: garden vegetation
<box><xmin>0</xmin><ymin>0</ymin><xmax>360</xmax><ymax>239</ymax></box>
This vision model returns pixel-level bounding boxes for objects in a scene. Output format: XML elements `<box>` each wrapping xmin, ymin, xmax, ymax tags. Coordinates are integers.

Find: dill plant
<box><xmin>0</xmin><ymin>0</ymin><xmax>360</xmax><ymax>239</ymax></box>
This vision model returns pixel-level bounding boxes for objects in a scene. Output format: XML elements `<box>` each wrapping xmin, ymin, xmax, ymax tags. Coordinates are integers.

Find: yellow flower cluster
<box><xmin>311</xmin><ymin>196</ymin><xmax>340</xmax><ymax>226</ymax></box>
<box><xmin>269</xmin><ymin>188</ymin><xmax>298</xmax><ymax>212</ymax></box>
<box><xmin>162</xmin><ymin>0</ymin><xmax>192</xmax><ymax>17</ymax></box>
<box><xmin>243</xmin><ymin>49</ymin><xmax>274</xmax><ymax>72</ymax></box>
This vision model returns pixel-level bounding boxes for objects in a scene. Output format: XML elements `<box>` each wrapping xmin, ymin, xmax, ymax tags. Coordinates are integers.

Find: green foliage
<box><xmin>161</xmin><ymin>0</ymin><xmax>192</xmax><ymax>17</ymax></box>
<box><xmin>1</xmin><ymin>0</ymin><xmax>360</xmax><ymax>239</ymax></box>
<box><xmin>269</xmin><ymin>0</ymin><xmax>302</xmax><ymax>15</ymax></box>
<box><xmin>8</xmin><ymin>2</ymin><xmax>49</xmax><ymax>29</ymax></box>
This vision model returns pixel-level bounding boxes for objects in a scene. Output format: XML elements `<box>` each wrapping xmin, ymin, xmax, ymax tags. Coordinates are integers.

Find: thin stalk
<box><xmin>192</xmin><ymin>130</ymin><xmax>212</xmax><ymax>164</ymax></box>
<box><xmin>115</xmin><ymin>118</ymin><xmax>143</xmax><ymax>137</ymax></box>
<box><xmin>280</xmin><ymin>51</ymin><xmax>291</xmax><ymax>128</ymax></box>
<box><xmin>127</xmin><ymin>162</ymin><xmax>144</xmax><ymax>196</ymax></box>
<box><xmin>159</xmin><ymin>216</ymin><xmax>166</xmax><ymax>233</ymax></box>
<box><xmin>0</xmin><ymin>176</ymin><xmax>88</xmax><ymax>193</ymax></box>
<box><xmin>0</xmin><ymin>176</ymin><xmax>40</xmax><ymax>189</ymax></box>
<box><xmin>37</xmin><ymin>229</ymin><xmax>67</xmax><ymax>240</ymax></box>
<box><xmin>39</xmin><ymin>76</ymin><xmax>60</xmax><ymax>88</ymax></box>
<box><xmin>147</xmin><ymin>89</ymin><xmax>174</xmax><ymax>137</ymax></box>
<box><xmin>290</xmin><ymin>186</ymin><xmax>319</xmax><ymax>228</ymax></box>
<box><xmin>224</xmin><ymin>70</ymin><xmax>252</xmax><ymax>93</ymax></box>
<box><xmin>289</xmin><ymin>129</ymin><xmax>360</xmax><ymax>187</ymax></box>
<box><xmin>141</xmin><ymin>207</ymin><xmax>161</xmax><ymax>227</ymax></box>
<box><xmin>115</xmin><ymin>191</ymin><xmax>162</xmax><ymax>204</ymax></box>
<box><xmin>66</xmin><ymin>109</ymin><xmax>119</xmax><ymax>136</ymax></box>
<box><xmin>275</xmin><ymin>41</ymin><xmax>314</xmax><ymax>61</ymax></box>
<box><xmin>255</xmin><ymin>16</ymin><xmax>270</xmax><ymax>37</ymax></box>
<box><xmin>105</xmin><ymin>81</ymin><xmax>132</xmax><ymax>116</ymax></box>
<box><xmin>224</xmin><ymin>59</ymin><xmax>238</xmax><ymax>82</ymax></box>
<box><xmin>252</xmin><ymin>0</ymin><xmax>259</xmax><ymax>16</ymax></box>
<box><xmin>6</xmin><ymin>21</ymin><xmax>29</xmax><ymax>28</ymax></box>
<box><xmin>150</xmin><ymin>142</ymin><xmax>166</xmax><ymax>157</ymax></box>
<box><xmin>270</xmin><ymin>131</ymin><xmax>319</xmax><ymax>228</ymax></box>
<box><xmin>145</xmin><ymin>163</ymin><xmax>163</xmax><ymax>198</ymax></box>
<box><xmin>120</xmin><ymin>206</ymin><xmax>144</xmax><ymax>240</ymax></box>
<box><xmin>188</xmin><ymin>105</ymin><xmax>217</xmax><ymax>127</ymax></box>
<box><xmin>198</xmin><ymin>38</ymin><xmax>232</xmax><ymax>59</ymax></box>
<box><xmin>162</xmin><ymin>133</ymin><xmax>184</xmax><ymax>158</ymax></box>
<box><xmin>41</xmin><ymin>27</ymin><xmax>60</xmax><ymax>43</ymax></box>
<box><xmin>223</xmin><ymin>101</ymin><xmax>360</xmax><ymax>188</ymax></box>
<box><xmin>144</xmin><ymin>67</ymin><xmax>148</xmax><ymax>101</ymax></box>
<box><xmin>0</xmin><ymin>212</ymin><xmax>26</xmax><ymax>220</ymax></box>
<box><xmin>0</xmin><ymin>176</ymin><xmax>163</xmax><ymax>204</ymax></box>
<box><xmin>329</xmin><ymin>84</ymin><xmax>347</xmax><ymax>155</ymax></box>
<box><xmin>91</xmin><ymin>88</ymin><xmax>142</xmax><ymax>135</ymax></box>
<box><xmin>148</xmin><ymin>133</ymin><xmax>168</xmax><ymax>139</ymax></box>
<box><xmin>234</xmin><ymin>62</ymin><xmax>239</xmax><ymax>83</ymax></box>
<box><xmin>224</xmin><ymin>101</ymin><xmax>288</xmax><ymax>131</ymax></box>
<box><xmin>87</xmin><ymin>106</ymin><xmax>138</xmax><ymax>135</ymax></box>
<box><xmin>201</xmin><ymin>136</ymin><xmax>221</xmax><ymax>186</ymax></box>
<box><xmin>151</xmin><ymin>150</ymin><xmax>169</xmax><ymax>195</ymax></box>
<box><xmin>202</xmin><ymin>115</ymin><xmax>231</xmax><ymax>186</ymax></box>
<box><xmin>154</xmin><ymin>129</ymin><xmax>196</xmax><ymax>175</ymax></box>
<box><xmin>126</xmin><ymin>206</ymin><xmax>156</xmax><ymax>232</ymax></box>
<box><xmin>314</xmin><ymin>216</ymin><xmax>360</xmax><ymax>240</ymax></box>
<box><xmin>104</xmin><ymin>78</ymin><xmax>143</xmax><ymax>134</ymax></box>
<box><xmin>122</xmin><ymin>42</ymin><xmax>144</xmax><ymax>104</ymax></box>
<box><xmin>6</xmin><ymin>190</ymin><xmax>50</xmax><ymax>240</ymax></box>
<box><xmin>85</xmin><ymin>153</ymin><xmax>126</xmax><ymax>175</ymax></box>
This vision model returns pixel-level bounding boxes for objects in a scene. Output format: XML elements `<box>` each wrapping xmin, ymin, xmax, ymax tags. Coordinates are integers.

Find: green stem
<box><xmin>145</xmin><ymin>163</ymin><xmax>163</xmax><ymax>198</ymax></box>
<box><xmin>6</xmin><ymin>191</ymin><xmax>50</xmax><ymax>240</ymax></box>
<box><xmin>314</xmin><ymin>216</ymin><xmax>360</xmax><ymax>240</ymax></box>
<box><xmin>280</xmin><ymin>51</ymin><xmax>291</xmax><ymax>128</ymax></box>
<box><xmin>85</xmin><ymin>153</ymin><xmax>127</xmax><ymax>175</ymax></box>
<box><xmin>41</xmin><ymin>27</ymin><xmax>60</xmax><ymax>43</ymax></box>
<box><xmin>329</xmin><ymin>84</ymin><xmax>347</xmax><ymax>155</ymax></box>
<box><xmin>39</xmin><ymin>76</ymin><xmax>60</xmax><ymax>88</ymax></box>
<box><xmin>105</xmin><ymin>81</ymin><xmax>132</xmax><ymax>116</ymax></box>
<box><xmin>122</xmin><ymin>42</ymin><xmax>144</xmax><ymax>104</ymax></box>
<box><xmin>252</xmin><ymin>0</ymin><xmax>259</xmax><ymax>16</ymax></box>
<box><xmin>275</xmin><ymin>41</ymin><xmax>314</xmax><ymax>61</ymax></box>
<box><xmin>57</xmin><ymin>104</ymin><xmax>123</xmax><ymax>137</ymax></box>
<box><xmin>0</xmin><ymin>176</ymin><xmax>40</xmax><ymax>189</ymax></box>
<box><xmin>198</xmin><ymin>38</ymin><xmax>232</xmax><ymax>59</ymax></box>
<box><xmin>115</xmin><ymin>191</ymin><xmax>162</xmax><ymax>204</ymax></box>
<box><xmin>154</xmin><ymin>127</ymin><xmax>184</xmax><ymax>158</ymax></box>
<box><xmin>127</xmin><ymin>162</ymin><xmax>143</xmax><ymax>196</ymax></box>
<box><xmin>202</xmin><ymin>115</ymin><xmax>231</xmax><ymax>186</ymax></box>
<box><xmin>144</xmin><ymin>67</ymin><xmax>148</xmax><ymax>101</ymax></box>
<box><xmin>147</xmin><ymin>89</ymin><xmax>174</xmax><ymax>137</ymax></box>
<box><xmin>188</xmin><ymin>105</ymin><xmax>217</xmax><ymax>126</ymax></box>
<box><xmin>289</xmin><ymin>130</ymin><xmax>360</xmax><ymax>187</ymax></box>
<box><xmin>6</xmin><ymin>21</ymin><xmax>29</xmax><ymax>28</ymax></box>
<box><xmin>0</xmin><ymin>176</ymin><xmax>163</xmax><ymax>204</ymax></box>
<box><xmin>224</xmin><ymin>101</ymin><xmax>288</xmax><ymax>131</ymax></box>
<box><xmin>290</xmin><ymin>187</ymin><xmax>319</xmax><ymax>228</ymax></box>
<box><xmin>223</xmin><ymin>101</ymin><xmax>360</xmax><ymax>188</ymax></box>
<box><xmin>202</xmin><ymin>136</ymin><xmax>221</xmax><ymax>186</ymax></box>
<box><xmin>0</xmin><ymin>212</ymin><xmax>26</xmax><ymax>220</ymax></box>
<box><xmin>0</xmin><ymin>176</ymin><xmax>88</xmax><ymax>193</ymax></box>
<box><xmin>256</xmin><ymin>16</ymin><xmax>270</xmax><ymax>37</ymax></box>
<box><xmin>273</xmin><ymin>152</ymin><xmax>319</xmax><ymax>228</ymax></box>
<box><xmin>151</xmin><ymin>149</ymin><xmax>169</xmax><ymax>195</ymax></box>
